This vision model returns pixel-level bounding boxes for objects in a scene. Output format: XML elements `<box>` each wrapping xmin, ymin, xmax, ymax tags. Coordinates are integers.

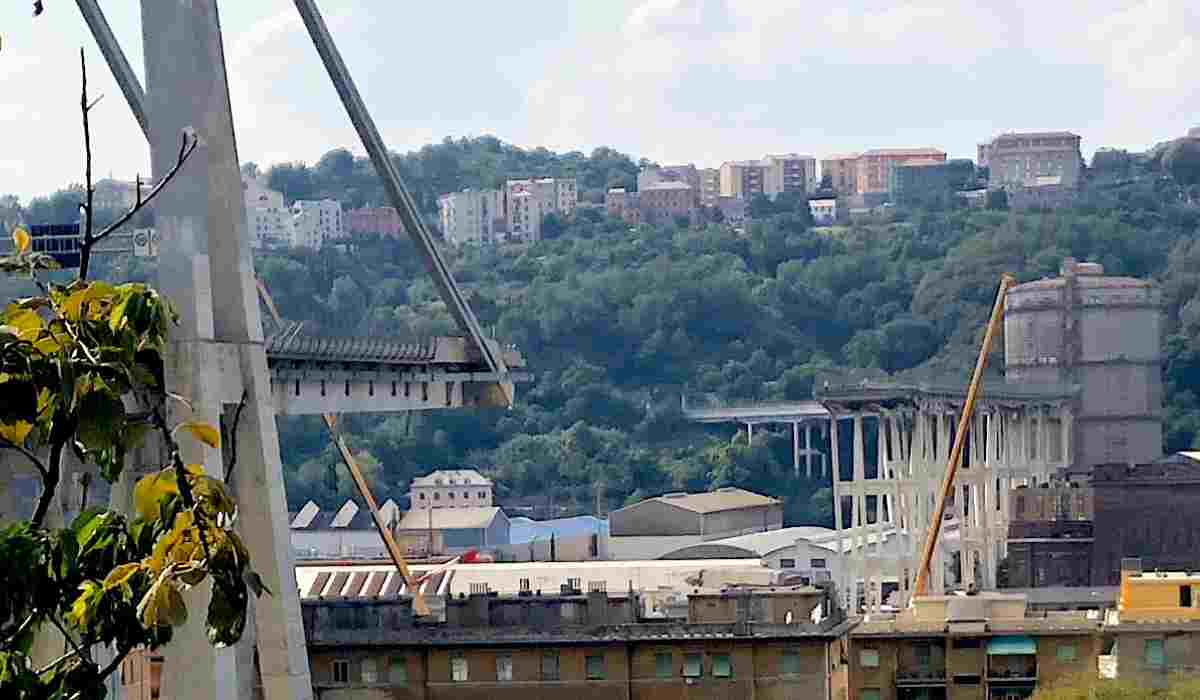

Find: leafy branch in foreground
<box><xmin>0</xmin><ymin>45</ymin><xmax>258</xmax><ymax>699</ymax></box>
<box><xmin>0</xmin><ymin>228</ymin><xmax>267</xmax><ymax>698</ymax></box>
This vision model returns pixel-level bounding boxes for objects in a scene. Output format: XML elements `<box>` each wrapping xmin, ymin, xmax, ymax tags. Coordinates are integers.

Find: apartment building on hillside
<box><xmin>438</xmin><ymin>189</ymin><xmax>504</xmax><ymax>245</ymax></box>
<box><xmin>700</xmin><ymin>167</ymin><xmax>721</xmax><ymax>206</ymax></box>
<box><xmin>505</xmin><ymin>177</ymin><xmax>577</xmax><ymax>242</ymax></box>
<box><xmin>291</xmin><ymin>199</ymin><xmax>343</xmax><ymax>249</ymax></box>
<box><xmin>979</xmin><ymin>131</ymin><xmax>1084</xmax><ymax>189</ymax></box>
<box><xmin>639</xmin><ymin>181</ymin><xmax>696</xmax><ymax>224</ymax></box>
<box><xmin>242</xmin><ymin>175</ymin><xmax>293</xmax><ymax>249</ymax></box>
<box><xmin>719</xmin><ymin>160</ymin><xmax>768</xmax><ymax>200</ymax></box>
<box><xmin>821</xmin><ymin>154</ymin><xmax>860</xmax><ymax>195</ymax></box>
<box><xmin>638</xmin><ymin>164</ymin><xmax>701</xmax><ymax>205</ymax></box>
<box><xmin>763</xmin><ymin>154</ymin><xmax>818</xmax><ymax>197</ymax></box>
<box><xmin>346</xmin><ymin>206</ymin><xmax>403</xmax><ymax>238</ymax></box>
<box><xmin>856</xmin><ymin>148</ymin><xmax>947</xmax><ymax>194</ymax></box>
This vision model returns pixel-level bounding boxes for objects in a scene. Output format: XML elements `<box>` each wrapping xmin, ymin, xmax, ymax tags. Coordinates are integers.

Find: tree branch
<box><xmin>31</xmin><ymin>439</ymin><xmax>65</xmax><ymax>528</ymax></box>
<box><xmin>47</xmin><ymin>613</ymin><xmax>90</xmax><ymax>665</ymax></box>
<box><xmin>77</xmin><ymin>131</ymin><xmax>198</xmax><ymax>281</ymax></box>
<box><xmin>95</xmin><ymin>645</ymin><xmax>131</xmax><ymax>686</ymax></box>
<box><xmin>0</xmin><ymin>437</ymin><xmax>49</xmax><ymax>480</ymax></box>
<box><xmin>79</xmin><ymin>48</ymin><xmax>96</xmax><ymax>281</ymax></box>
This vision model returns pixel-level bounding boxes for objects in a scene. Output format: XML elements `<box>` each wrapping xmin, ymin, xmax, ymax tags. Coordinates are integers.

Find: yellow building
<box><xmin>1108</xmin><ymin>558</ymin><xmax>1200</xmax><ymax>683</ymax></box>
<box><xmin>1118</xmin><ymin>560</ymin><xmax>1200</xmax><ymax>622</ymax></box>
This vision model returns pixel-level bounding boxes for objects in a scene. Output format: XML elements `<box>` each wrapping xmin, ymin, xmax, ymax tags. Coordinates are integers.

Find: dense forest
<box><xmin>6</xmin><ymin>135</ymin><xmax>1200</xmax><ymax>527</ymax></box>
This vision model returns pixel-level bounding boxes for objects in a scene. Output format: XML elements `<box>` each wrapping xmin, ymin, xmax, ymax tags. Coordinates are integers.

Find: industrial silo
<box><xmin>1004</xmin><ymin>259</ymin><xmax>1162</xmax><ymax>470</ymax></box>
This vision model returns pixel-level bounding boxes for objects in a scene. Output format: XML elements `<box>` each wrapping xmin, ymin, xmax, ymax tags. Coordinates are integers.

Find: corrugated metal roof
<box><xmin>265</xmin><ymin>322</ymin><xmax>437</xmax><ymax>363</ymax></box>
<box><xmin>650</xmin><ymin>488</ymin><xmax>780</xmax><ymax>514</ymax></box>
<box><xmin>702</xmin><ymin>527</ymin><xmax>837</xmax><ymax>556</ymax></box>
<box><xmin>331</xmin><ymin>501</ymin><xmax>359</xmax><ymax>528</ymax></box>
<box><xmin>396</xmin><ymin>506</ymin><xmax>503</xmax><ymax>531</ymax></box>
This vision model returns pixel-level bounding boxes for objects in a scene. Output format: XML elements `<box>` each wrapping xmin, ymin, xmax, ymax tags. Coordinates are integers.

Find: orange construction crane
<box><xmin>911</xmin><ymin>274</ymin><xmax>1016</xmax><ymax>599</ymax></box>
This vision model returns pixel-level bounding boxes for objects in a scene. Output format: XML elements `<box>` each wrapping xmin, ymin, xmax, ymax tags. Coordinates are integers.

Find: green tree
<box><xmin>1162</xmin><ymin>138</ymin><xmax>1200</xmax><ymax>185</ymax></box>
<box><xmin>0</xmin><ymin>229</ymin><xmax>265</xmax><ymax>698</ymax></box>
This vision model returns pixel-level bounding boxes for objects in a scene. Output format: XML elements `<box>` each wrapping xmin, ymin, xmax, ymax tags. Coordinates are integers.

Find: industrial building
<box><xmin>607</xmin><ymin>488</ymin><xmax>784</xmax><ymax>559</ymax></box>
<box><xmin>394</xmin><ymin>507</ymin><xmax>510</xmax><ymax>555</ymax></box>
<box><xmin>289</xmin><ymin>499</ymin><xmax>402</xmax><ymax>561</ymax></box>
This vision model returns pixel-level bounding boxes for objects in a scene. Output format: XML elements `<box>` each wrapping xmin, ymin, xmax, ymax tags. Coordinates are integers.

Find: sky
<box><xmin>0</xmin><ymin>0</ymin><xmax>1197</xmax><ymax>201</ymax></box>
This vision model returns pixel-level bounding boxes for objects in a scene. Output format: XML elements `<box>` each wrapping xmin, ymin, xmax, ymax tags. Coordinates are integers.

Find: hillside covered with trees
<box><xmin>8</xmin><ymin>136</ymin><xmax>1200</xmax><ymax>526</ymax></box>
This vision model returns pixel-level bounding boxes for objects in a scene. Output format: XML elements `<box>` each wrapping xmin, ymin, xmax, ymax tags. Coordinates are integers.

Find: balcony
<box><xmin>896</xmin><ymin>668</ymin><xmax>947</xmax><ymax>687</ymax></box>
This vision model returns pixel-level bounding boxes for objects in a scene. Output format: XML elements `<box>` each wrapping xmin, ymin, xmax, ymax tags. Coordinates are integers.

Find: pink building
<box><xmin>346</xmin><ymin>207</ymin><xmax>403</xmax><ymax>238</ymax></box>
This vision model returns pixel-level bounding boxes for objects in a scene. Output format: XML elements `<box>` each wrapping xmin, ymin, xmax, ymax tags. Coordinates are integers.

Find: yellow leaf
<box><xmin>178</xmin><ymin>421</ymin><xmax>220</xmax><ymax>449</ymax></box>
<box><xmin>0</xmin><ymin>421</ymin><xmax>32</xmax><ymax>444</ymax></box>
<box><xmin>103</xmin><ymin>563</ymin><xmax>142</xmax><ymax>591</ymax></box>
<box><xmin>3</xmin><ymin>308</ymin><xmax>43</xmax><ymax>341</ymax></box>
<box><xmin>12</xmin><ymin>226</ymin><xmax>30</xmax><ymax>254</ymax></box>
<box><xmin>133</xmin><ymin>469</ymin><xmax>180</xmax><ymax>521</ymax></box>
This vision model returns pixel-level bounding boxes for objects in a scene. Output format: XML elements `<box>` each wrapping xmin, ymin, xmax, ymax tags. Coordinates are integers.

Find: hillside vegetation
<box><xmin>9</xmin><ymin>137</ymin><xmax>1199</xmax><ymax>524</ymax></box>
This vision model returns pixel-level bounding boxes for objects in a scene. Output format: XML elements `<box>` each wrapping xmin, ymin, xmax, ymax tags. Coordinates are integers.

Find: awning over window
<box><xmin>987</xmin><ymin>636</ymin><xmax>1037</xmax><ymax>655</ymax></box>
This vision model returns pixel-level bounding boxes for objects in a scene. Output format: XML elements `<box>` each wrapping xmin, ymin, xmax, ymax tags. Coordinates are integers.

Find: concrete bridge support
<box><xmin>139</xmin><ymin>2</ymin><xmax>312</xmax><ymax>698</ymax></box>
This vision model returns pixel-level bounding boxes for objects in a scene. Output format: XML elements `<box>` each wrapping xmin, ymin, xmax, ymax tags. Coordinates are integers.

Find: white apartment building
<box><xmin>763</xmin><ymin>154</ymin><xmax>818</xmax><ymax>198</ymax></box>
<box><xmin>242</xmin><ymin>176</ymin><xmax>293</xmax><ymax>249</ymax></box>
<box><xmin>291</xmin><ymin>199</ymin><xmax>343</xmax><ymax>249</ymax></box>
<box><xmin>438</xmin><ymin>188</ymin><xmax>504</xmax><ymax>245</ymax></box>
<box><xmin>409</xmin><ymin>469</ymin><xmax>494</xmax><ymax>509</ymax></box>
<box><xmin>505</xmin><ymin>177</ymin><xmax>577</xmax><ymax>242</ymax></box>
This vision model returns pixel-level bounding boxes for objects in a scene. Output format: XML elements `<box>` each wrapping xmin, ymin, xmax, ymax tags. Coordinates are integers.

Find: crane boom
<box><xmin>255</xmin><ymin>279</ymin><xmax>430</xmax><ymax>616</ymax></box>
<box><xmin>911</xmin><ymin>274</ymin><xmax>1016</xmax><ymax>599</ymax></box>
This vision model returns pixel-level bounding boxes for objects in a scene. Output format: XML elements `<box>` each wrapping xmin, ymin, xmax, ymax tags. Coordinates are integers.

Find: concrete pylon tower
<box><xmin>140</xmin><ymin>2</ymin><xmax>311</xmax><ymax>699</ymax></box>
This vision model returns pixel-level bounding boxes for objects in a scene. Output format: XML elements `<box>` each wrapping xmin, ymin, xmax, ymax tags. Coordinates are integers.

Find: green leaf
<box><xmin>206</xmin><ymin>576</ymin><xmax>247</xmax><ymax>647</ymax></box>
<box><xmin>75</xmin><ymin>390</ymin><xmax>126</xmax><ymax>453</ymax></box>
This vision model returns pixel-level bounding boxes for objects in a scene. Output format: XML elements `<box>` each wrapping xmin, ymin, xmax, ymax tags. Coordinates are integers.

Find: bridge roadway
<box><xmin>255</xmin><ymin>322</ymin><xmax>529</xmax><ymax>415</ymax></box>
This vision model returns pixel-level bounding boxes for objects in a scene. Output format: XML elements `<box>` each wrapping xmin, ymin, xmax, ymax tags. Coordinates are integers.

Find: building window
<box><xmin>1181</xmin><ymin>586</ymin><xmax>1193</xmax><ymax>608</ymax></box>
<box><xmin>451</xmin><ymin>655</ymin><xmax>468</xmax><ymax>682</ymax></box>
<box><xmin>655</xmin><ymin>653</ymin><xmax>673</xmax><ymax>678</ymax></box>
<box><xmin>433</xmin><ymin>492</ymin><xmax>440</xmax><ymax>501</ymax></box>
<box><xmin>1145</xmin><ymin>639</ymin><xmax>1165</xmax><ymax>667</ymax></box>
<box><xmin>684</xmin><ymin>653</ymin><xmax>703</xmax><ymax>678</ymax></box>
<box><xmin>389</xmin><ymin>657</ymin><xmax>408</xmax><ymax>686</ymax></box>
<box><xmin>541</xmin><ymin>651</ymin><xmax>559</xmax><ymax>680</ymax></box>
<box><xmin>1057</xmin><ymin>644</ymin><xmax>1078</xmax><ymax>663</ymax></box>
<box><xmin>860</xmin><ymin>649</ymin><xmax>880</xmax><ymax>668</ymax></box>
<box><xmin>811</xmin><ymin>558</ymin><xmax>827</xmax><ymax>569</ymax></box>
<box><xmin>361</xmin><ymin>658</ymin><xmax>378</xmax><ymax>684</ymax></box>
<box><xmin>496</xmin><ymin>655</ymin><xmax>513</xmax><ymax>681</ymax></box>
<box><xmin>332</xmin><ymin>660</ymin><xmax>349</xmax><ymax>685</ymax></box>
<box><xmin>861</xmin><ymin>690</ymin><xmax>881</xmax><ymax>700</ymax></box>
<box><xmin>586</xmin><ymin>654</ymin><xmax>606</xmax><ymax>680</ymax></box>
<box><xmin>479</xmin><ymin>491</ymin><xmax>487</xmax><ymax>499</ymax></box>
<box><xmin>712</xmin><ymin>653</ymin><xmax>732</xmax><ymax>678</ymax></box>
<box><xmin>463</xmin><ymin>491</ymin><xmax>470</xmax><ymax>499</ymax></box>
<box><xmin>780</xmin><ymin>558</ymin><xmax>796</xmax><ymax>569</ymax></box>
<box><xmin>419</xmin><ymin>493</ymin><xmax>426</xmax><ymax>500</ymax></box>
<box><xmin>915</xmin><ymin>644</ymin><xmax>931</xmax><ymax>672</ymax></box>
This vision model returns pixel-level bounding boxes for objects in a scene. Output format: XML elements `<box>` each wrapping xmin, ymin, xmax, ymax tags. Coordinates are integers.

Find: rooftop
<box><xmin>396</xmin><ymin>506</ymin><xmax>504</xmax><ymax>531</ymax></box>
<box><xmin>411</xmin><ymin>469</ymin><xmax>492</xmax><ymax>487</ymax></box>
<box><xmin>644</xmin><ymin>487</ymin><xmax>781</xmax><ymax>514</ymax></box>
<box><xmin>641</xmin><ymin>181</ymin><xmax>693</xmax><ymax>191</ymax></box>
<box><xmin>860</xmin><ymin>148</ymin><xmax>945</xmax><ymax>157</ymax></box>
<box><xmin>990</xmin><ymin>131</ymin><xmax>1082</xmax><ymax>141</ymax></box>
